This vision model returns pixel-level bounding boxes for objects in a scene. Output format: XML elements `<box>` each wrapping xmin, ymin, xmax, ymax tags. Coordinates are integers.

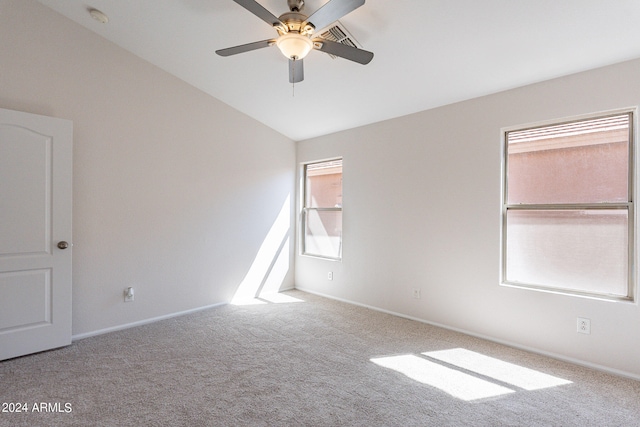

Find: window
<box><xmin>302</xmin><ymin>159</ymin><xmax>342</xmax><ymax>260</ymax></box>
<box><xmin>502</xmin><ymin>111</ymin><xmax>635</xmax><ymax>301</ymax></box>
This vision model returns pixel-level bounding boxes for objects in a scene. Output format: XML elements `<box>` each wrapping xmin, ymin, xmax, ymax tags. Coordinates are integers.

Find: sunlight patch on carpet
<box><xmin>371</xmin><ymin>354</ymin><xmax>515</xmax><ymax>401</ymax></box>
<box><xmin>230</xmin><ymin>297</ymin><xmax>268</xmax><ymax>306</ymax></box>
<box><xmin>230</xmin><ymin>292</ymin><xmax>304</xmax><ymax>305</ymax></box>
<box><xmin>259</xmin><ymin>293</ymin><xmax>304</xmax><ymax>304</ymax></box>
<box><xmin>372</xmin><ymin>348</ymin><xmax>573</xmax><ymax>401</ymax></box>
<box><xmin>423</xmin><ymin>348</ymin><xmax>572</xmax><ymax>391</ymax></box>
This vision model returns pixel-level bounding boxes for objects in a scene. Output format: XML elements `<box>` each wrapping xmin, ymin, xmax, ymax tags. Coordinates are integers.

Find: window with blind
<box><xmin>502</xmin><ymin>111</ymin><xmax>635</xmax><ymax>301</ymax></box>
<box><xmin>302</xmin><ymin>159</ymin><xmax>342</xmax><ymax>260</ymax></box>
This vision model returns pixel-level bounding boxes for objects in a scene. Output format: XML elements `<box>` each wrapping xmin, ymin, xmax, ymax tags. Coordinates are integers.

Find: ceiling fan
<box><xmin>216</xmin><ymin>0</ymin><xmax>374</xmax><ymax>83</ymax></box>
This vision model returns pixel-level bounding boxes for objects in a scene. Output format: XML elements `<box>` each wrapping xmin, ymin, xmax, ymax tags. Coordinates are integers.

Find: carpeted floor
<box><xmin>1</xmin><ymin>290</ymin><xmax>639</xmax><ymax>426</ymax></box>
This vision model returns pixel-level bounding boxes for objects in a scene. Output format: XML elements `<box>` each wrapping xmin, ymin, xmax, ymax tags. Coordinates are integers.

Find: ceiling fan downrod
<box><xmin>287</xmin><ymin>0</ymin><xmax>305</xmax><ymax>12</ymax></box>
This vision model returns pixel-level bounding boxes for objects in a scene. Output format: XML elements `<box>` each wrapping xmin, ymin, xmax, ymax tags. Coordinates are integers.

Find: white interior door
<box><xmin>0</xmin><ymin>108</ymin><xmax>73</xmax><ymax>360</ymax></box>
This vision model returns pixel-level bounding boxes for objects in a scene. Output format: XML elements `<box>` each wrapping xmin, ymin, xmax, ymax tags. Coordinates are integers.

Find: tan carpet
<box><xmin>1</xmin><ymin>290</ymin><xmax>639</xmax><ymax>426</ymax></box>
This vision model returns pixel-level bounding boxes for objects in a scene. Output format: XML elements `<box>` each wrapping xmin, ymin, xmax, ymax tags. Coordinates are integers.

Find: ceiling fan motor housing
<box><xmin>277</xmin><ymin>12</ymin><xmax>314</xmax><ymax>35</ymax></box>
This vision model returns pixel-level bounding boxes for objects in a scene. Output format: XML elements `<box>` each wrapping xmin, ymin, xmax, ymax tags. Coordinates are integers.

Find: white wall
<box><xmin>296</xmin><ymin>58</ymin><xmax>640</xmax><ymax>378</ymax></box>
<box><xmin>0</xmin><ymin>0</ymin><xmax>296</xmax><ymax>336</ymax></box>
<box><xmin>4</xmin><ymin>0</ymin><xmax>639</xmax><ymax>379</ymax></box>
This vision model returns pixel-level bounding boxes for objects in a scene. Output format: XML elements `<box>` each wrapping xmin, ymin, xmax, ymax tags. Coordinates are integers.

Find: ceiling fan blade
<box><xmin>232</xmin><ymin>0</ymin><xmax>286</xmax><ymax>29</ymax></box>
<box><xmin>313</xmin><ymin>39</ymin><xmax>373</xmax><ymax>64</ymax></box>
<box><xmin>216</xmin><ymin>39</ymin><xmax>275</xmax><ymax>57</ymax></box>
<box><xmin>304</xmin><ymin>0</ymin><xmax>365</xmax><ymax>32</ymax></box>
<box><xmin>289</xmin><ymin>59</ymin><xmax>304</xmax><ymax>83</ymax></box>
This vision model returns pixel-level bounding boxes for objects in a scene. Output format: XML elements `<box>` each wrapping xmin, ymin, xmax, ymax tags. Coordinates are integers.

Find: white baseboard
<box><xmin>295</xmin><ymin>286</ymin><xmax>640</xmax><ymax>382</ymax></box>
<box><xmin>72</xmin><ymin>302</ymin><xmax>227</xmax><ymax>341</ymax></box>
<box><xmin>73</xmin><ymin>285</ymin><xmax>298</xmax><ymax>341</ymax></box>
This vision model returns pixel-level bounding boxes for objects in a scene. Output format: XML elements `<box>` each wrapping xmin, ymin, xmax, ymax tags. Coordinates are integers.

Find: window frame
<box><xmin>301</xmin><ymin>158</ymin><xmax>343</xmax><ymax>261</ymax></box>
<box><xmin>500</xmin><ymin>109</ymin><xmax>636</xmax><ymax>302</ymax></box>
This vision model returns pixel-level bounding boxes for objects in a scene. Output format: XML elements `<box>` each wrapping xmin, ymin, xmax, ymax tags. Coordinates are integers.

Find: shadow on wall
<box><xmin>231</xmin><ymin>195</ymin><xmax>302</xmax><ymax>305</ymax></box>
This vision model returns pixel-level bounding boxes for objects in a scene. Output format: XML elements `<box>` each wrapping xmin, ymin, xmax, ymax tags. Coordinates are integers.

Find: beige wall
<box><xmin>0</xmin><ymin>0</ymin><xmax>296</xmax><ymax>336</ymax></box>
<box><xmin>296</xmin><ymin>59</ymin><xmax>640</xmax><ymax>379</ymax></box>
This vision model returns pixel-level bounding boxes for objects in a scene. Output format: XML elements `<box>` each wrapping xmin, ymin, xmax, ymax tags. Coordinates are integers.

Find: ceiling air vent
<box><xmin>316</xmin><ymin>21</ymin><xmax>362</xmax><ymax>59</ymax></box>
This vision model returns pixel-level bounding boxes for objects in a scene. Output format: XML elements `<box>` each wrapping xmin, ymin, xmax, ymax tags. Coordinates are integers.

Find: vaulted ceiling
<box><xmin>37</xmin><ymin>0</ymin><xmax>640</xmax><ymax>141</ymax></box>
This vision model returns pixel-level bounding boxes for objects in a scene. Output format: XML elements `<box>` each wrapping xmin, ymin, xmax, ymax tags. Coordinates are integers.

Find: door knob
<box><xmin>57</xmin><ymin>241</ymin><xmax>69</xmax><ymax>250</ymax></box>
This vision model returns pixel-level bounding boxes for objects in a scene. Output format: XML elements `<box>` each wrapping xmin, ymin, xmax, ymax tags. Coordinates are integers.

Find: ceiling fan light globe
<box><xmin>276</xmin><ymin>33</ymin><xmax>313</xmax><ymax>60</ymax></box>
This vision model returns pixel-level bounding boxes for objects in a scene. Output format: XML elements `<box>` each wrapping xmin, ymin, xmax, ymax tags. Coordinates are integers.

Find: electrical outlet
<box><xmin>328</xmin><ymin>272</ymin><xmax>333</xmax><ymax>281</ymax></box>
<box><xmin>124</xmin><ymin>287</ymin><xmax>134</xmax><ymax>302</ymax></box>
<box><xmin>577</xmin><ymin>317</ymin><xmax>590</xmax><ymax>334</ymax></box>
<box><xmin>413</xmin><ymin>288</ymin><xmax>421</xmax><ymax>299</ymax></box>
